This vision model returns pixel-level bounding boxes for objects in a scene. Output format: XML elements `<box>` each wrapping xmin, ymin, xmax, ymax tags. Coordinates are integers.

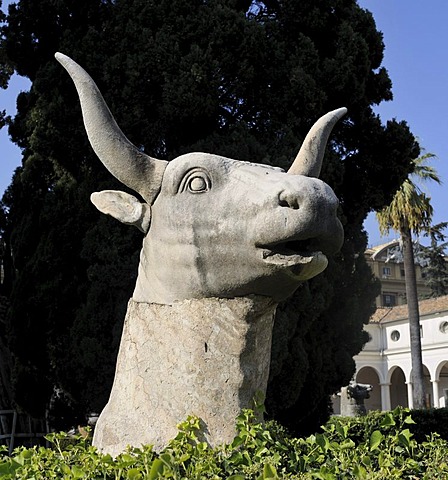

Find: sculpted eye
<box><xmin>189</xmin><ymin>176</ymin><xmax>207</xmax><ymax>192</ymax></box>
<box><xmin>179</xmin><ymin>168</ymin><xmax>211</xmax><ymax>194</ymax></box>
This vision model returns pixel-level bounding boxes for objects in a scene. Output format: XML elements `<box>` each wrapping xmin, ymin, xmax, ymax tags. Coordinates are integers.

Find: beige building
<box><xmin>333</xmin><ymin>241</ymin><xmax>447</xmax><ymax>414</ymax></box>
<box><xmin>365</xmin><ymin>240</ymin><xmax>432</xmax><ymax>308</ymax></box>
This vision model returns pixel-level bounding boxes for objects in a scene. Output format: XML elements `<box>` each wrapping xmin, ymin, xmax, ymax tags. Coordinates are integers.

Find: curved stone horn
<box><xmin>55</xmin><ymin>52</ymin><xmax>167</xmax><ymax>204</ymax></box>
<box><xmin>288</xmin><ymin>107</ymin><xmax>347</xmax><ymax>178</ymax></box>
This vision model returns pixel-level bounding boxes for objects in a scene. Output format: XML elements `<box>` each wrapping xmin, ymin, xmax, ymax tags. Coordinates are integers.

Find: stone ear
<box><xmin>90</xmin><ymin>190</ymin><xmax>151</xmax><ymax>233</ymax></box>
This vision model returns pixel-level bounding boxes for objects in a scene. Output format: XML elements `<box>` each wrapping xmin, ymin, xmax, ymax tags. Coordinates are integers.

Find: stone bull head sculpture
<box><xmin>341</xmin><ymin>382</ymin><xmax>373</xmax><ymax>416</ymax></box>
<box><xmin>56</xmin><ymin>52</ymin><xmax>345</xmax><ymax>455</ymax></box>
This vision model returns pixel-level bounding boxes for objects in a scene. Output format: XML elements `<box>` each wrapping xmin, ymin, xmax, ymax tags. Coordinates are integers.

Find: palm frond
<box><xmin>376</xmin><ymin>153</ymin><xmax>439</xmax><ymax>236</ymax></box>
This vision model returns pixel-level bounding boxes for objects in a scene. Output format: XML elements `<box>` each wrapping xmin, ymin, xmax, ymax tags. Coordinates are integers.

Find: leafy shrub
<box><xmin>0</xmin><ymin>408</ymin><xmax>447</xmax><ymax>479</ymax></box>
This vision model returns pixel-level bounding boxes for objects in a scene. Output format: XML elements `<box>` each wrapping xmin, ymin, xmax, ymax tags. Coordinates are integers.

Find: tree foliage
<box><xmin>376</xmin><ymin>154</ymin><xmax>440</xmax><ymax>236</ymax></box>
<box><xmin>0</xmin><ymin>0</ymin><xmax>419</xmax><ymax>433</ymax></box>
<box><xmin>422</xmin><ymin>223</ymin><xmax>448</xmax><ymax>298</ymax></box>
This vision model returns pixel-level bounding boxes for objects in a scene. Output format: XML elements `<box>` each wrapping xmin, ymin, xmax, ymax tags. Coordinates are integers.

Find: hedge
<box><xmin>0</xmin><ymin>407</ymin><xmax>447</xmax><ymax>479</ymax></box>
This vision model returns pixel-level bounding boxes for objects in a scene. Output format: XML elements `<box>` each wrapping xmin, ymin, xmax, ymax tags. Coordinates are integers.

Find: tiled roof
<box><xmin>370</xmin><ymin>295</ymin><xmax>448</xmax><ymax>324</ymax></box>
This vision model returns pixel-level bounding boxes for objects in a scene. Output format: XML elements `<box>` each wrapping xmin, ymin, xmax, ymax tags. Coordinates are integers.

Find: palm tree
<box><xmin>376</xmin><ymin>153</ymin><xmax>441</xmax><ymax>409</ymax></box>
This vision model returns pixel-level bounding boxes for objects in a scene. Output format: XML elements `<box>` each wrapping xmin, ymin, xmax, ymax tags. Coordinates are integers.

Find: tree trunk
<box><xmin>401</xmin><ymin>227</ymin><xmax>426</xmax><ymax>409</ymax></box>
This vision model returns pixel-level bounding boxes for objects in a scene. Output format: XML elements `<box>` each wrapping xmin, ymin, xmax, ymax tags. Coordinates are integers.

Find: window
<box><xmin>440</xmin><ymin>321</ymin><xmax>448</xmax><ymax>334</ymax></box>
<box><xmin>400</xmin><ymin>268</ymin><xmax>405</xmax><ymax>277</ymax></box>
<box><xmin>382</xmin><ymin>267</ymin><xmax>391</xmax><ymax>277</ymax></box>
<box><xmin>391</xmin><ymin>330</ymin><xmax>400</xmax><ymax>342</ymax></box>
<box><xmin>382</xmin><ymin>294</ymin><xmax>396</xmax><ymax>307</ymax></box>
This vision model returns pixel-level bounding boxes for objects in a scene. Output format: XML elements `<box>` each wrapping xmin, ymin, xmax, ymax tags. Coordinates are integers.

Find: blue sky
<box><xmin>359</xmin><ymin>0</ymin><xmax>448</xmax><ymax>246</ymax></box>
<box><xmin>0</xmin><ymin>1</ymin><xmax>447</xmax><ymax>248</ymax></box>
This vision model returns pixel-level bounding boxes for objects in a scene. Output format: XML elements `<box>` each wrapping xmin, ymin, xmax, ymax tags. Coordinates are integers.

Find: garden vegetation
<box><xmin>0</xmin><ymin>408</ymin><xmax>447</xmax><ymax>479</ymax></box>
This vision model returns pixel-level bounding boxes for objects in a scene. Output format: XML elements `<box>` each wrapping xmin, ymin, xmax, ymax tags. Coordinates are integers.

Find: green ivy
<box><xmin>0</xmin><ymin>408</ymin><xmax>447</xmax><ymax>479</ymax></box>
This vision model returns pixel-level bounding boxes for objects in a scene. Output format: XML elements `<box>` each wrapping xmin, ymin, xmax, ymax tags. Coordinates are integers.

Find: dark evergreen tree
<box><xmin>0</xmin><ymin>0</ymin><xmax>418</xmax><ymax>432</ymax></box>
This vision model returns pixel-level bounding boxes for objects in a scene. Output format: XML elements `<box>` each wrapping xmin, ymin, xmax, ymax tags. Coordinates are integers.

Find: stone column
<box><xmin>379</xmin><ymin>382</ymin><xmax>391</xmax><ymax>411</ymax></box>
<box><xmin>431</xmin><ymin>380</ymin><xmax>440</xmax><ymax>408</ymax></box>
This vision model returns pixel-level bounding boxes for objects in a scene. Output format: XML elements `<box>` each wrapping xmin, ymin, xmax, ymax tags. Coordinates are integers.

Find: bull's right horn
<box><xmin>55</xmin><ymin>52</ymin><xmax>167</xmax><ymax>205</ymax></box>
<box><xmin>288</xmin><ymin>107</ymin><xmax>347</xmax><ymax>178</ymax></box>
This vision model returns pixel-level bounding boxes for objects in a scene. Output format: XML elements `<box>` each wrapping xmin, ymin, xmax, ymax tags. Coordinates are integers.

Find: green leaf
<box><xmin>316</xmin><ymin>434</ymin><xmax>330</xmax><ymax>452</ymax></box>
<box><xmin>127</xmin><ymin>467</ymin><xmax>142</xmax><ymax>479</ymax></box>
<box><xmin>19</xmin><ymin>449</ymin><xmax>34</xmax><ymax>459</ymax></box>
<box><xmin>12</xmin><ymin>453</ymin><xmax>25</xmax><ymax>466</ymax></box>
<box><xmin>335</xmin><ymin>423</ymin><xmax>349</xmax><ymax>439</ymax></box>
<box><xmin>254</xmin><ymin>446</ymin><xmax>269</xmax><ymax>458</ymax></box>
<box><xmin>227</xmin><ymin>476</ymin><xmax>245</xmax><ymax>480</ymax></box>
<box><xmin>120</xmin><ymin>453</ymin><xmax>135</xmax><ymax>464</ymax></box>
<box><xmin>398</xmin><ymin>429</ymin><xmax>412</xmax><ymax>448</ymax></box>
<box><xmin>404</xmin><ymin>415</ymin><xmax>416</xmax><ymax>424</ymax></box>
<box><xmin>353</xmin><ymin>464</ymin><xmax>367</xmax><ymax>479</ymax></box>
<box><xmin>392</xmin><ymin>406</ymin><xmax>405</xmax><ymax>416</ymax></box>
<box><xmin>380</xmin><ymin>413</ymin><xmax>396</xmax><ymax>427</ymax></box>
<box><xmin>148</xmin><ymin>459</ymin><xmax>164</xmax><ymax>480</ymax></box>
<box><xmin>369</xmin><ymin>430</ymin><xmax>383</xmax><ymax>451</ymax></box>
<box><xmin>242</xmin><ymin>450</ymin><xmax>253</xmax><ymax>466</ymax></box>
<box><xmin>178</xmin><ymin>453</ymin><xmax>190</xmax><ymax>463</ymax></box>
<box><xmin>101</xmin><ymin>453</ymin><xmax>115</xmax><ymax>464</ymax></box>
<box><xmin>231</xmin><ymin>436</ymin><xmax>244</xmax><ymax>448</ymax></box>
<box><xmin>378</xmin><ymin>451</ymin><xmax>392</xmax><ymax>468</ymax></box>
<box><xmin>228</xmin><ymin>451</ymin><xmax>244</xmax><ymax>465</ymax></box>
<box><xmin>263</xmin><ymin>463</ymin><xmax>278</xmax><ymax>479</ymax></box>
<box><xmin>340</xmin><ymin>439</ymin><xmax>355</xmax><ymax>450</ymax></box>
<box><xmin>362</xmin><ymin>455</ymin><xmax>372</xmax><ymax>467</ymax></box>
<box><xmin>71</xmin><ymin>465</ymin><xmax>86</xmax><ymax>478</ymax></box>
<box><xmin>159</xmin><ymin>453</ymin><xmax>174</xmax><ymax>468</ymax></box>
<box><xmin>312</xmin><ymin>466</ymin><xmax>336</xmax><ymax>480</ymax></box>
<box><xmin>0</xmin><ymin>460</ymin><xmax>21</xmax><ymax>475</ymax></box>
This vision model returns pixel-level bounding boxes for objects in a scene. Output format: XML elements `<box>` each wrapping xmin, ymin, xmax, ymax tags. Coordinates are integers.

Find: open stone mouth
<box><xmin>261</xmin><ymin>239</ymin><xmax>327</xmax><ymax>268</ymax></box>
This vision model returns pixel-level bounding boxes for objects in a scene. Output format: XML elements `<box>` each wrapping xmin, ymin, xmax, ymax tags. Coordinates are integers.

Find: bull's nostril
<box><xmin>278</xmin><ymin>191</ymin><xmax>300</xmax><ymax>209</ymax></box>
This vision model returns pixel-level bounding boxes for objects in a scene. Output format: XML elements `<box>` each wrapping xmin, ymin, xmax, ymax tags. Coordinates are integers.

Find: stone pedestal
<box><xmin>93</xmin><ymin>296</ymin><xmax>276</xmax><ymax>456</ymax></box>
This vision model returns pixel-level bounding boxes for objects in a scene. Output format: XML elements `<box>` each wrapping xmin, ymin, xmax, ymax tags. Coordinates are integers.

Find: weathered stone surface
<box><xmin>130</xmin><ymin>154</ymin><xmax>342</xmax><ymax>305</ymax></box>
<box><xmin>93</xmin><ymin>296</ymin><xmax>276</xmax><ymax>455</ymax></box>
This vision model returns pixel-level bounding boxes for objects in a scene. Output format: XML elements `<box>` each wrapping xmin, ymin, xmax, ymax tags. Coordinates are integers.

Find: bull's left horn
<box><xmin>288</xmin><ymin>107</ymin><xmax>347</xmax><ymax>177</ymax></box>
<box><xmin>55</xmin><ymin>52</ymin><xmax>168</xmax><ymax>205</ymax></box>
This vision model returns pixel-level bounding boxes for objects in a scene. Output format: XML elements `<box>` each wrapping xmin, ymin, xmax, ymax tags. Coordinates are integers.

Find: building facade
<box><xmin>333</xmin><ymin>241</ymin><xmax>447</xmax><ymax>414</ymax></box>
<box><xmin>365</xmin><ymin>240</ymin><xmax>431</xmax><ymax>308</ymax></box>
<box><xmin>353</xmin><ymin>295</ymin><xmax>448</xmax><ymax>411</ymax></box>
